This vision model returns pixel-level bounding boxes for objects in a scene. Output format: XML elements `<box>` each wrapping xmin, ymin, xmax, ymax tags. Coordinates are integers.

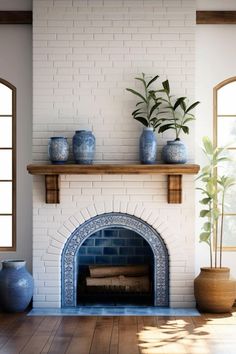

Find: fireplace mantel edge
<box><xmin>27</xmin><ymin>163</ymin><xmax>200</xmax><ymax>204</ymax></box>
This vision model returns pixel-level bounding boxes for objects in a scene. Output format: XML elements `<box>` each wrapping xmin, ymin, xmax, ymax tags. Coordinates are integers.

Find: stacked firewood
<box><xmin>86</xmin><ymin>265</ymin><xmax>150</xmax><ymax>292</ymax></box>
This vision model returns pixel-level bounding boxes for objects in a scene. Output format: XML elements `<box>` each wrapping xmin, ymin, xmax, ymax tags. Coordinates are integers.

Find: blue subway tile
<box><xmin>103</xmin><ymin>247</ymin><xmax>118</xmax><ymax>255</ymax></box>
<box><xmin>87</xmin><ymin>247</ymin><xmax>103</xmax><ymax>255</ymax></box>
<box><xmin>103</xmin><ymin>229</ymin><xmax>119</xmax><ymax>238</ymax></box>
<box><xmin>78</xmin><ymin>247</ymin><xmax>86</xmax><ymax>255</ymax></box>
<box><xmin>95</xmin><ymin>239</ymin><xmax>112</xmax><ymax>247</ymax></box>
<box><xmin>78</xmin><ymin>256</ymin><xmax>95</xmax><ymax>265</ymax></box>
<box><xmin>113</xmin><ymin>239</ymin><xmax>126</xmax><ymax>246</ymax></box>
<box><xmin>111</xmin><ymin>256</ymin><xmax>127</xmax><ymax>265</ymax></box>
<box><xmin>82</xmin><ymin>239</ymin><xmax>95</xmax><ymax>246</ymax></box>
<box><xmin>119</xmin><ymin>247</ymin><xmax>134</xmax><ymax>255</ymax></box>
<box><xmin>126</xmin><ymin>239</ymin><xmax>143</xmax><ymax>247</ymax></box>
<box><xmin>95</xmin><ymin>256</ymin><xmax>112</xmax><ymax>264</ymax></box>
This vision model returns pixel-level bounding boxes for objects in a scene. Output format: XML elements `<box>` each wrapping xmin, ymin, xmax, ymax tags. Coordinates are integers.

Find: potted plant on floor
<box><xmin>158</xmin><ymin>80</ymin><xmax>200</xmax><ymax>163</ymax></box>
<box><xmin>194</xmin><ymin>136</ymin><xmax>236</xmax><ymax>313</ymax></box>
<box><xmin>126</xmin><ymin>73</ymin><xmax>163</xmax><ymax>164</ymax></box>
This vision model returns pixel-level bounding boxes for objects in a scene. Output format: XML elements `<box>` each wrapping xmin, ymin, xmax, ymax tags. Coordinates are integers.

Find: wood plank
<box><xmin>0</xmin><ymin>11</ymin><xmax>32</xmax><ymax>24</ymax></box>
<box><xmin>66</xmin><ymin>317</ymin><xmax>97</xmax><ymax>354</ymax></box>
<box><xmin>118</xmin><ymin>317</ymin><xmax>139</xmax><ymax>354</ymax></box>
<box><xmin>47</xmin><ymin>317</ymin><xmax>80</xmax><ymax>353</ymax></box>
<box><xmin>196</xmin><ymin>11</ymin><xmax>236</xmax><ymax>24</ymax></box>
<box><xmin>109</xmin><ymin>317</ymin><xmax>119</xmax><ymax>354</ymax></box>
<box><xmin>27</xmin><ymin>163</ymin><xmax>200</xmax><ymax>175</ymax></box>
<box><xmin>90</xmin><ymin>317</ymin><xmax>114</xmax><ymax>354</ymax></box>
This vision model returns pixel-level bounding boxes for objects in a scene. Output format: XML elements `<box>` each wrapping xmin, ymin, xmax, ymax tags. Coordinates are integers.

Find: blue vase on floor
<box><xmin>162</xmin><ymin>139</ymin><xmax>187</xmax><ymax>164</ymax></box>
<box><xmin>139</xmin><ymin>127</ymin><xmax>157</xmax><ymax>164</ymax></box>
<box><xmin>48</xmin><ymin>137</ymin><xmax>69</xmax><ymax>164</ymax></box>
<box><xmin>0</xmin><ymin>260</ymin><xmax>34</xmax><ymax>313</ymax></box>
<box><xmin>73</xmin><ymin>130</ymin><xmax>96</xmax><ymax>164</ymax></box>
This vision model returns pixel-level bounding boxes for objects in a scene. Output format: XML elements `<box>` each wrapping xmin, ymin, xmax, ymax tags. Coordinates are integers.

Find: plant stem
<box><xmin>219</xmin><ymin>190</ymin><xmax>225</xmax><ymax>268</ymax></box>
<box><xmin>167</xmin><ymin>93</ymin><xmax>178</xmax><ymax>139</ymax></box>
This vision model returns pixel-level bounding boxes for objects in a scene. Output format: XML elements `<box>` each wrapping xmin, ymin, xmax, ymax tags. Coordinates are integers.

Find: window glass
<box><xmin>0</xmin><ymin>117</ymin><xmax>12</xmax><ymax>148</ymax></box>
<box><xmin>0</xmin><ymin>215</ymin><xmax>12</xmax><ymax>247</ymax></box>
<box><xmin>0</xmin><ymin>150</ymin><xmax>12</xmax><ymax>180</ymax></box>
<box><xmin>0</xmin><ymin>79</ymin><xmax>15</xmax><ymax>250</ymax></box>
<box><xmin>215</xmin><ymin>78</ymin><xmax>236</xmax><ymax>249</ymax></box>
<box><xmin>217</xmin><ymin>81</ymin><xmax>236</xmax><ymax>115</ymax></box>
<box><xmin>0</xmin><ymin>182</ymin><xmax>12</xmax><ymax>214</ymax></box>
<box><xmin>0</xmin><ymin>83</ymin><xmax>12</xmax><ymax>115</ymax></box>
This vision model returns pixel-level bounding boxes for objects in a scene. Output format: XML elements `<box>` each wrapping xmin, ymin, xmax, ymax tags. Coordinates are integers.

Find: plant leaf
<box><xmin>185</xmin><ymin>101</ymin><xmax>200</xmax><ymax>114</ymax></box>
<box><xmin>162</xmin><ymin>80</ymin><xmax>170</xmax><ymax>94</ymax></box>
<box><xmin>173</xmin><ymin>97</ymin><xmax>186</xmax><ymax>111</ymax></box>
<box><xmin>200</xmin><ymin>210</ymin><xmax>210</xmax><ymax>217</ymax></box>
<box><xmin>147</xmin><ymin>75</ymin><xmax>159</xmax><ymax>88</ymax></box>
<box><xmin>202</xmin><ymin>136</ymin><xmax>214</xmax><ymax>155</ymax></box>
<box><xmin>126</xmin><ymin>88</ymin><xmax>147</xmax><ymax>103</ymax></box>
<box><xmin>134</xmin><ymin>116</ymin><xmax>149</xmax><ymax>127</ymax></box>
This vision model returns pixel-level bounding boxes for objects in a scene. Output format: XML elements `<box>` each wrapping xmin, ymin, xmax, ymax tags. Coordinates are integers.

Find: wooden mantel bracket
<box><xmin>168</xmin><ymin>175</ymin><xmax>182</xmax><ymax>204</ymax></box>
<box><xmin>27</xmin><ymin>164</ymin><xmax>200</xmax><ymax>205</ymax></box>
<box><xmin>45</xmin><ymin>175</ymin><xmax>60</xmax><ymax>204</ymax></box>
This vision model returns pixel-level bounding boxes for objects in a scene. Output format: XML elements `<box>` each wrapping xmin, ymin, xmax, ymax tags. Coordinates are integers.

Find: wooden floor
<box><xmin>0</xmin><ymin>310</ymin><xmax>236</xmax><ymax>354</ymax></box>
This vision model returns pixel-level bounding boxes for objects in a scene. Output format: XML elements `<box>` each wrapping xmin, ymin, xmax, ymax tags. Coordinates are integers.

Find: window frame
<box><xmin>213</xmin><ymin>76</ymin><xmax>236</xmax><ymax>251</ymax></box>
<box><xmin>0</xmin><ymin>78</ymin><xmax>16</xmax><ymax>251</ymax></box>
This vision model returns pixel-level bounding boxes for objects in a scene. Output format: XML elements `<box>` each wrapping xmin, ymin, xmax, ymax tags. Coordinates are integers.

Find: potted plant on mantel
<box><xmin>126</xmin><ymin>73</ymin><xmax>163</xmax><ymax>164</ymax></box>
<box><xmin>194</xmin><ymin>136</ymin><xmax>236</xmax><ymax>313</ymax></box>
<box><xmin>158</xmin><ymin>80</ymin><xmax>200</xmax><ymax>164</ymax></box>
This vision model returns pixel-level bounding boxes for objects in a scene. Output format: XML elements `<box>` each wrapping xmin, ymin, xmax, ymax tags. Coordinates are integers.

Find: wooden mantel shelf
<box><xmin>27</xmin><ymin>163</ymin><xmax>200</xmax><ymax>204</ymax></box>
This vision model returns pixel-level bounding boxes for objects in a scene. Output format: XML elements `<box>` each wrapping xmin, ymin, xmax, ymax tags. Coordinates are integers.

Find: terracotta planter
<box><xmin>194</xmin><ymin>267</ymin><xmax>236</xmax><ymax>313</ymax></box>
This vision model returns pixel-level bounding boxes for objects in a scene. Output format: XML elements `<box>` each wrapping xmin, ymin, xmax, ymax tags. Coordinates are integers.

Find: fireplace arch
<box><xmin>61</xmin><ymin>212</ymin><xmax>169</xmax><ymax>307</ymax></box>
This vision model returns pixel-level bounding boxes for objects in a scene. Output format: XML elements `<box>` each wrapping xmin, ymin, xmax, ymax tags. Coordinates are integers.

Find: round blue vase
<box><xmin>139</xmin><ymin>127</ymin><xmax>157</xmax><ymax>164</ymax></box>
<box><xmin>0</xmin><ymin>260</ymin><xmax>34</xmax><ymax>312</ymax></box>
<box><xmin>73</xmin><ymin>130</ymin><xmax>96</xmax><ymax>164</ymax></box>
<box><xmin>48</xmin><ymin>137</ymin><xmax>69</xmax><ymax>164</ymax></box>
<box><xmin>162</xmin><ymin>139</ymin><xmax>187</xmax><ymax>164</ymax></box>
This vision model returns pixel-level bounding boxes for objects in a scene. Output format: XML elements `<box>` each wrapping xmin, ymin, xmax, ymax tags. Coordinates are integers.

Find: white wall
<box><xmin>0</xmin><ymin>0</ymin><xmax>32</xmax><ymax>11</ymax></box>
<box><xmin>0</xmin><ymin>2</ymin><xmax>32</xmax><ymax>269</ymax></box>
<box><xmin>195</xmin><ymin>4</ymin><xmax>236</xmax><ymax>276</ymax></box>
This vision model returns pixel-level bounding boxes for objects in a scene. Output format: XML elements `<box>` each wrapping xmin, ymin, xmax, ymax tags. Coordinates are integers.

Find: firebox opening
<box><xmin>77</xmin><ymin>227</ymin><xmax>154</xmax><ymax>306</ymax></box>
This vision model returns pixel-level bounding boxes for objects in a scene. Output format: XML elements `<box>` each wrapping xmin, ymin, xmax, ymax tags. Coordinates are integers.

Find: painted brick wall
<box><xmin>32</xmin><ymin>0</ymin><xmax>196</xmax><ymax>308</ymax></box>
<box><xmin>33</xmin><ymin>0</ymin><xmax>195</xmax><ymax>163</ymax></box>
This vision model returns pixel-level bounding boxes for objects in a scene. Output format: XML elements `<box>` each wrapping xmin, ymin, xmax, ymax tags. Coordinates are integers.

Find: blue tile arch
<box><xmin>61</xmin><ymin>213</ymin><xmax>169</xmax><ymax>307</ymax></box>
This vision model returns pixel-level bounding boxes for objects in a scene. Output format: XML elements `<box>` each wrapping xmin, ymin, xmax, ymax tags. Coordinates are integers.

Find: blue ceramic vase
<box><xmin>139</xmin><ymin>127</ymin><xmax>157</xmax><ymax>164</ymax></box>
<box><xmin>0</xmin><ymin>260</ymin><xmax>34</xmax><ymax>312</ymax></box>
<box><xmin>162</xmin><ymin>139</ymin><xmax>187</xmax><ymax>164</ymax></box>
<box><xmin>73</xmin><ymin>130</ymin><xmax>95</xmax><ymax>164</ymax></box>
<box><xmin>48</xmin><ymin>137</ymin><xmax>69</xmax><ymax>164</ymax></box>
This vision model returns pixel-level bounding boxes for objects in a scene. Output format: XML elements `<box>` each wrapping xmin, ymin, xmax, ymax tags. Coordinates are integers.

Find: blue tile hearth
<box><xmin>28</xmin><ymin>307</ymin><xmax>200</xmax><ymax>317</ymax></box>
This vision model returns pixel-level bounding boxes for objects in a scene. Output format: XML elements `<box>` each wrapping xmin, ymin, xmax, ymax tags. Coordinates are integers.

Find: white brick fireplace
<box><xmin>32</xmin><ymin>0</ymin><xmax>196</xmax><ymax>308</ymax></box>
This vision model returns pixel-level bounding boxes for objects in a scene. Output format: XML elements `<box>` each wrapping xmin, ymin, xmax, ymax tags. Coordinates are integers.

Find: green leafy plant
<box><xmin>158</xmin><ymin>79</ymin><xmax>200</xmax><ymax>140</ymax></box>
<box><xmin>197</xmin><ymin>136</ymin><xmax>235</xmax><ymax>267</ymax></box>
<box><xmin>126</xmin><ymin>73</ymin><xmax>163</xmax><ymax>131</ymax></box>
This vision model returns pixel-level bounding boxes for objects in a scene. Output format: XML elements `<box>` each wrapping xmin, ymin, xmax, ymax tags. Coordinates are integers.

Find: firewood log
<box><xmin>89</xmin><ymin>265</ymin><xmax>149</xmax><ymax>278</ymax></box>
<box><xmin>86</xmin><ymin>275</ymin><xmax>150</xmax><ymax>292</ymax></box>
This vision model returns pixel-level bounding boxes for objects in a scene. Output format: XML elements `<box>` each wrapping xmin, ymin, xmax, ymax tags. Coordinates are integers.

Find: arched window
<box><xmin>0</xmin><ymin>79</ymin><xmax>16</xmax><ymax>250</ymax></box>
<box><xmin>214</xmin><ymin>77</ymin><xmax>236</xmax><ymax>250</ymax></box>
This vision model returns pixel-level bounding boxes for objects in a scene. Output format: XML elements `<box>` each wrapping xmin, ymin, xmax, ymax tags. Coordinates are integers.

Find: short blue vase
<box><xmin>73</xmin><ymin>130</ymin><xmax>96</xmax><ymax>164</ymax></box>
<box><xmin>162</xmin><ymin>139</ymin><xmax>187</xmax><ymax>164</ymax></box>
<box><xmin>139</xmin><ymin>127</ymin><xmax>157</xmax><ymax>164</ymax></box>
<box><xmin>0</xmin><ymin>260</ymin><xmax>34</xmax><ymax>312</ymax></box>
<box><xmin>48</xmin><ymin>137</ymin><xmax>69</xmax><ymax>164</ymax></box>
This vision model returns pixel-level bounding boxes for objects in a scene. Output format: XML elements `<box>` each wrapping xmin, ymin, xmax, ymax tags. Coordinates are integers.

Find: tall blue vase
<box><xmin>139</xmin><ymin>127</ymin><xmax>157</xmax><ymax>164</ymax></box>
<box><xmin>73</xmin><ymin>130</ymin><xmax>96</xmax><ymax>164</ymax></box>
<box><xmin>162</xmin><ymin>139</ymin><xmax>187</xmax><ymax>164</ymax></box>
<box><xmin>48</xmin><ymin>137</ymin><xmax>69</xmax><ymax>164</ymax></box>
<box><xmin>0</xmin><ymin>260</ymin><xmax>34</xmax><ymax>312</ymax></box>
